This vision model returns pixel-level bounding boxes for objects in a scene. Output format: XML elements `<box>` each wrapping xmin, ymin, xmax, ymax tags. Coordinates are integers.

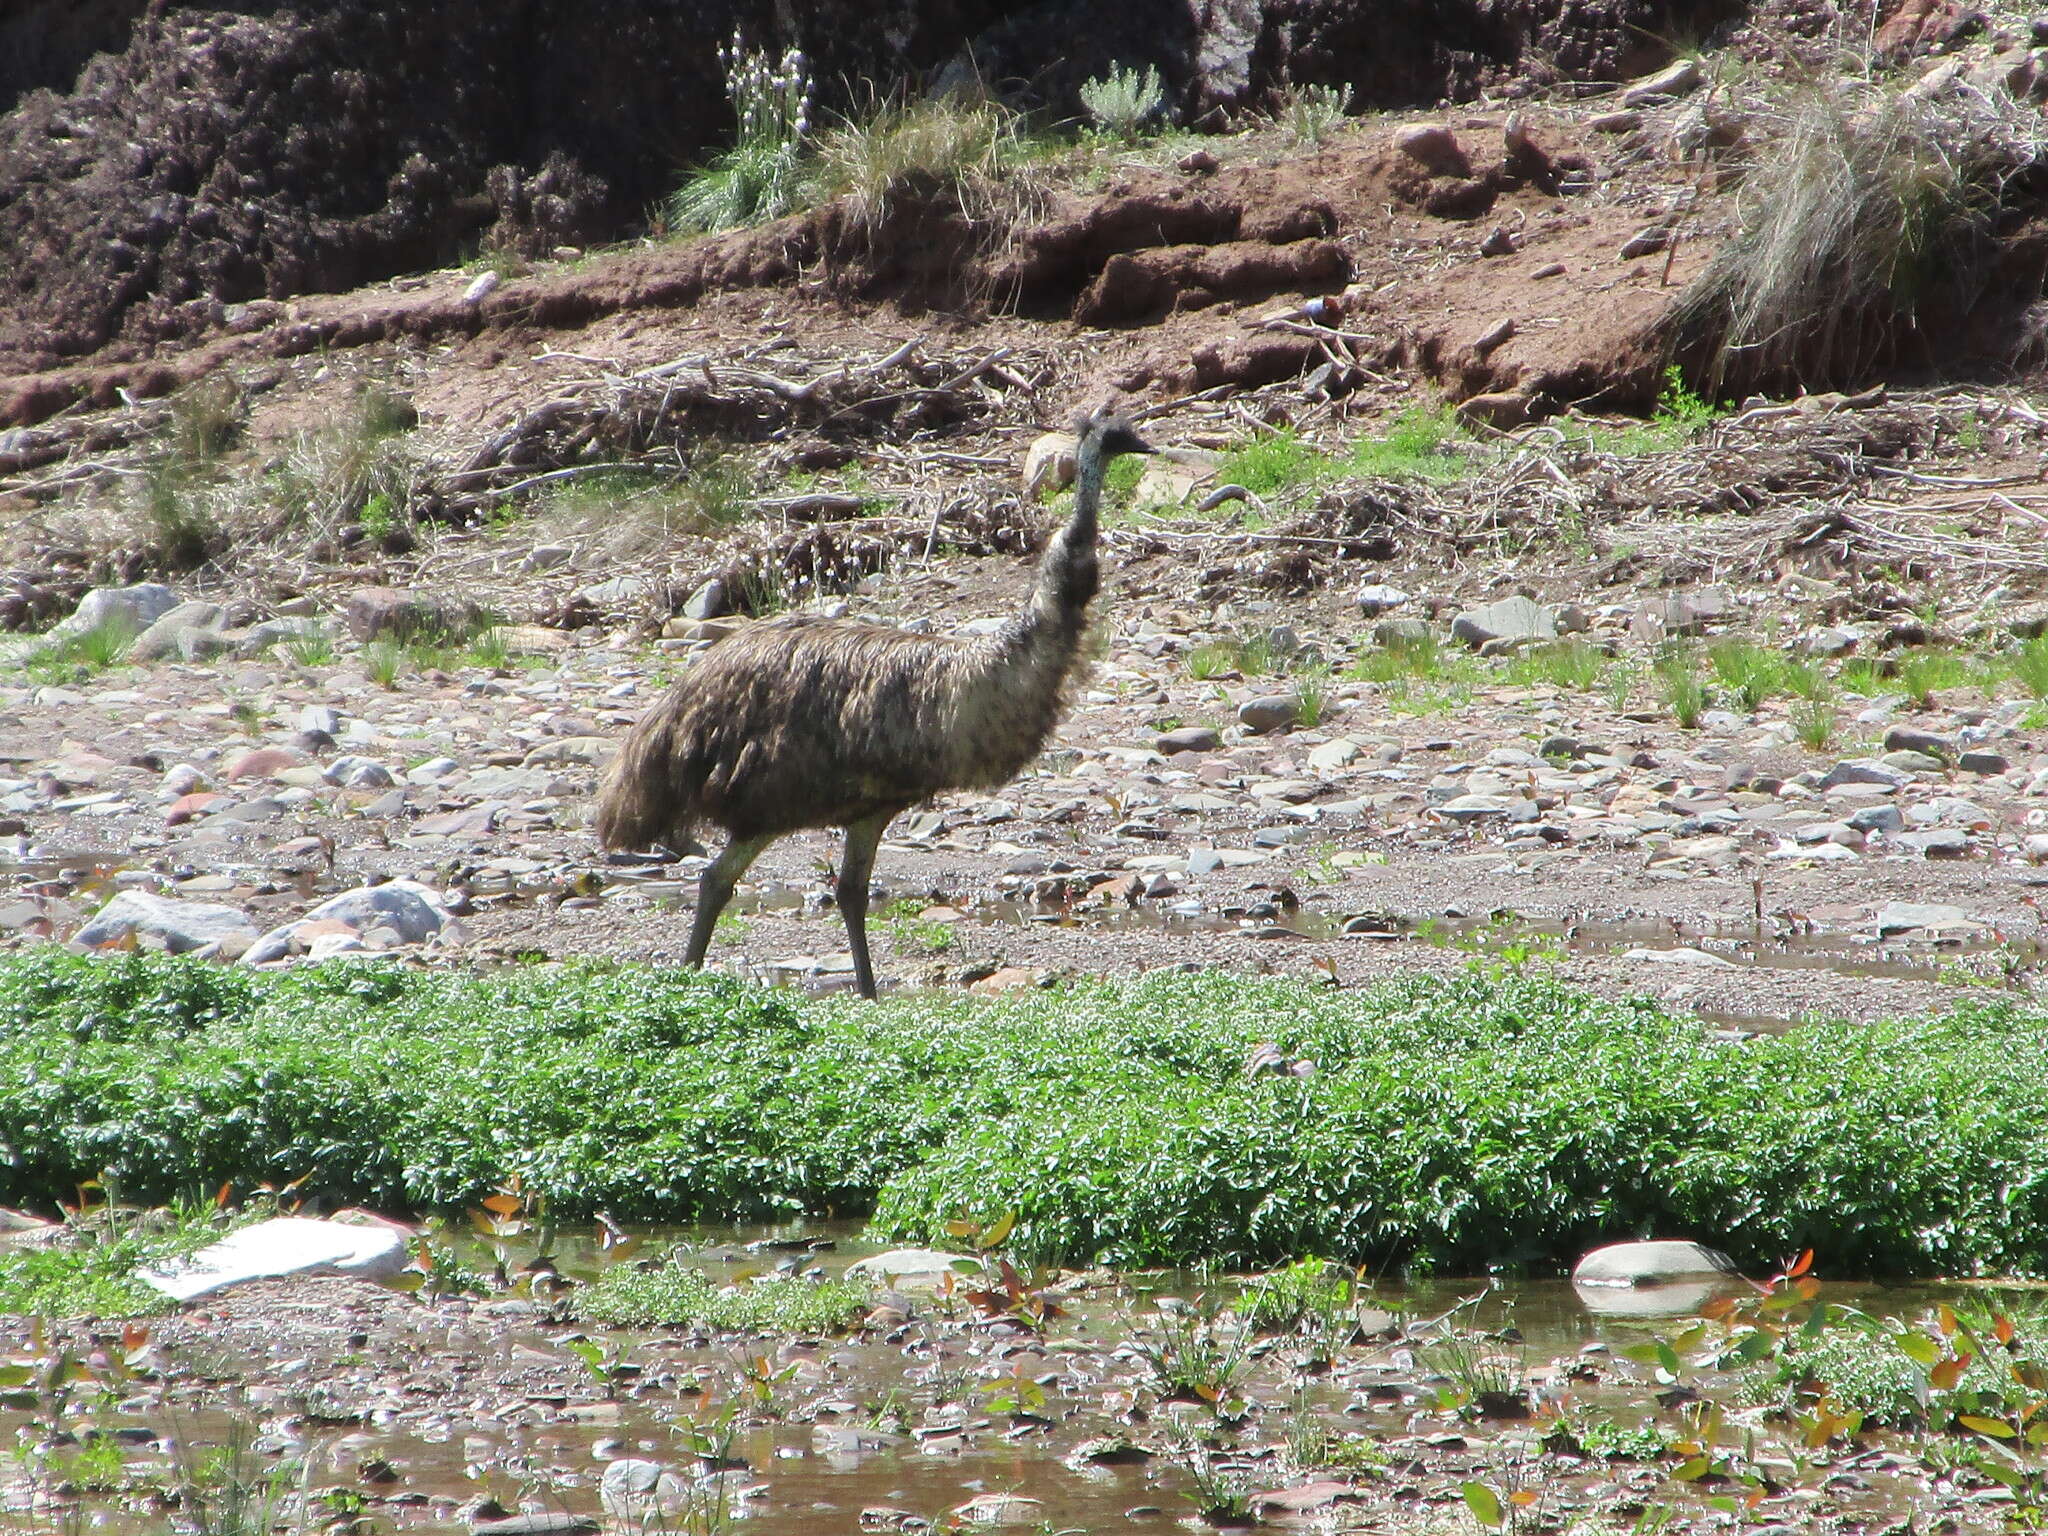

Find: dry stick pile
<box><xmin>1098</xmin><ymin>388</ymin><xmax>2048</xmax><ymax>602</ymax></box>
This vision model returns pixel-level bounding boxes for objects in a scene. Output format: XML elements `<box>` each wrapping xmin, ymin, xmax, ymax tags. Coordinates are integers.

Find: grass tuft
<box><xmin>1275</xmin><ymin>82</ymin><xmax>1348</xmax><ymax>148</ymax></box>
<box><xmin>1656</xmin><ymin>648</ymin><xmax>1709</xmax><ymax>728</ymax></box>
<box><xmin>1347</xmin><ymin>405</ymin><xmax>1466</xmax><ymax>479</ymax></box>
<box><xmin>810</xmin><ymin>89</ymin><xmax>1030</xmax><ymax>239</ymax></box>
<box><xmin>576</xmin><ymin>1252</ymin><xmax>874</xmax><ymax>1331</ymax></box>
<box><xmin>1675</xmin><ymin>70</ymin><xmax>2048</xmax><ymax>388</ymax></box>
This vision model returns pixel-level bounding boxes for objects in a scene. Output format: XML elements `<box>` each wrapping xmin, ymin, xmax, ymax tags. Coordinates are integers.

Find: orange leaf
<box><xmin>1786</xmin><ymin>1249</ymin><xmax>1814</xmax><ymax>1279</ymax></box>
<box><xmin>1932</xmin><ymin>1353</ymin><xmax>1973</xmax><ymax>1390</ymax></box>
<box><xmin>214</xmin><ymin>1180</ymin><xmax>233</xmax><ymax>1210</ymax></box>
<box><xmin>1509</xmin><ymin>1490</ymin><xmax>1538</xmax><ymax>1507</ymax></box>
<box><xmin>481</xmin><ymin>1193</ymin><xmax>523</xmax><ymax>1216</ymax></box>
<box><xmin>1996</xmin><ymin>1315</ymin><xmax>2017</xmax><ymax>1347</ymax></box>
<box><xmin>1939</xmin><ymin>1303</ymin><xmax>1960</xmax><ymax>1337</ymax></box>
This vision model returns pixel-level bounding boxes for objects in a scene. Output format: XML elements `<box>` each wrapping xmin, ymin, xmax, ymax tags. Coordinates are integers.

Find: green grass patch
<box><xmin>1214</xmin><ymin>429</ymin><xmax>1332</xmax><ymax>498</ymax></box>
<box><xmin>1345</xmin><ymin>406</ymin><xmax>1467</xmax><ymax>480</ymax></box>
<box><xmin>0</xmin><ymin>1207</ymin><xmax>243</xmax><ymax>1319</ymax></box>
<box><xmin>576</xmin><ymin>1252</ymin><xmax>874</xmax><ymax>1331</ymax></box>
<box><xmin>5</xmin><ymin>954</ymin><xmax>2048</xmax><ymax>1277</ymax></box>
<box><xmin>1501</xmin><ymin>639</ymin><xmax>1605</xmax><ymax>691</ymax></box>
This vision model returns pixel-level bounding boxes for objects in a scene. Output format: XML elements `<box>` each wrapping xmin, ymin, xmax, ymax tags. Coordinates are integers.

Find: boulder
<box><xmin>1237</xmin><ymin>695</ymin><xmax>1300</xmax><ymax>734</ymax></box>
<box><xmin>1393</xmin><ymin>123</ymin><xmax>1467</xmax><ymax>175</ymax></box>
<box><xmin>1022</xmin><ymin>433</ymin><xmax>1078</xmax><ymax>497</ymax></box>
<box><xmin>226</xmin><ymin>747</ymin><xmax>306</xmax><ymax>782</ymax></box>
<box><xmin>1572</xmin><ymin>1239</ymin><xmax>1737</xmax><ymax>1288</ymax></box>
<box><xmin>522</xmin><ymin>735</ymin><xmax>615</xmax><ymax>767</ymax></box>
<box><xmin>1373</xmin><ymin>618</ymin><xmax>1434</xmax><ymax>648</ymax></box>
<box><xmin>342</xmin><ymin>586</ymin><xmax>483</xmax><ymax>642</ymax></box>
<box><xmin>50</xmin><ymin>582</ymin><xmax>179</xmax><ymax>641</ymax></box>
<box><xmin>599</xmin><ymin>1459</ymin><xmax>686</xmax><ymax>1524</ymax></box>
<box><xmin>1631</xmin><ymin>588</ymin><xmax>1729</xmax><ymax>641</ymax></box>
<box><xmin>130</xmin><ymin>600</ymin><xmax>230</xmax><ymax>662</ymax></box>
<box><xmin>681</xmin><ymin>577</ymin><xmax>727</xmax><ymax>621</ymax></box>
<box><xmin>1621</xmin><ymin>57</ymin><xmax>1702</xmax><ymax>107</ymax></box>
<box><xmin>1450</xmin><ymin>595</ymin><xmax>1555</xmax><ymax>649</ymax></box>
<box><xmin>1882</xmin><ymin>725</ymin><xmax>1953</xmax><ymax>759</ymax></box>
<box><xmin>1873</xmin><ymin>901</ymin><xmax>1984</xmax><ymax>937</ymax></box>
<box><xmin>1156</xmin><ymin>726</ymin><xmax>1222</xmax><ymax>755</ymax></box>
<box><xmin>242</xmin><ymin>880</ymin><xmax>455</xmax><ymax>964</ymax></box>
<box><xmin>1354</xmin><ymin>583</ymin><xmax>1410</xmax><ymax>616</ymax></box>
<box><xmin>138</xmin><ymin>1217</ymin><xmax>408</xmax><ymax>1300</ymax></box>
<box><xmin>74</xmin><ymin>890</ymin><xmax>259</xmax><ymax>956</ymax></box>
<box><xmin>845</xmin><ymin>1248</ymin><xmax>976</xmax><ymax>1288</ymax></box>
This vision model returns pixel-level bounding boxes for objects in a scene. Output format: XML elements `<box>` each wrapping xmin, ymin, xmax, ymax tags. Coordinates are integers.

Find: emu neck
<box><xmin>1026</xmin><ymin>438</ymin><xmax>1104</xmax><ymax>632</ymax></box>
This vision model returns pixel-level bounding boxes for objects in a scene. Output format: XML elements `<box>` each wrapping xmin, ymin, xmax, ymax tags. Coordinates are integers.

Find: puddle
<box><xmin>4</xmin><ymin>1221</ymin><xmax>2040</xmax><ymax>1534</ymax></box>
<box><xmin>722</xmin><ymin>878</ymin><xmax>2043</xmax><ymax>989</ymax></box>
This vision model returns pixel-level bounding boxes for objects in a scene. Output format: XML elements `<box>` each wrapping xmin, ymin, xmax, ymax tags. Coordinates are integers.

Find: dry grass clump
<box><xmin>1675</xmin><ymin>67</ymin><xmax>2048</xmax><ymax>388</ymax></box>
<box><xmin>527</xmin><ymin>452</ymin><xmax>756</xmax><ymax>565</ymax></box>
<box><xmin>809</xmin><ymin>89</ymin><xmax>1047</xmax><ymax>241</ymax></box>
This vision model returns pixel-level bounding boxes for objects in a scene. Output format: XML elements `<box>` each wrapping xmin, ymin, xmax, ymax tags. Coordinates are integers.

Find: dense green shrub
<box><xmin>0</xmin><ymin>951</ymin><xmax>2044</xmax><ymax>1277</ymax></box>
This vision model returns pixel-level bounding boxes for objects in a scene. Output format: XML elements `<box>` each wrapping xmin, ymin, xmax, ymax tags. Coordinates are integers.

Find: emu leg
<box><xmin>836</xmin><ymin>811</ymin><xmax>895</xmax><ymax>1000</ymax></box>
<box><xmin>683</xmin><ymin>834</ymin><xmax>772</xmax><ymax>971</ymax></box>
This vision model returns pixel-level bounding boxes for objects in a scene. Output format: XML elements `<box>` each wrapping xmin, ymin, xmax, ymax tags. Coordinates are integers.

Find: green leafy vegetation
<box><xmin>1655</xmin><ymin>647</ymin><xmax>1709</xmax><ymax>728</ymax></box>
<box><xmin>1214</xmin><ymin>428</ymin><xmax>1331</xmax><ymax>498</ymax></box>
<box><xmin>21</xmin><ymin>619</ymin><xmax>135</xmax><ymax>685</ymax></box>
<box><xmin>1079</xmin><ymin>64</ymin><xmax>1167</xmax><ymax>142</ymax></box>
<box><xmin>576</xmin><ymin>1252</ymin><xmax>874</xmax><ymax>1331</ymax></box>
<box><xmin>1502</xmin><ymin>639</ymin><xmax>1605</xmax><ymax>691</ymax></box>
<box><xmin>1236</xmin><ymin>1258</ymin><xmax>1359</xmax><ymax>1333</ymax></box>
<box><xmin>5</xmin><ymin>955</ymin><xmax>2048</xmax><ymax>1277</ymax></box>
<box><xmin>274</xmin><ymin>624</ymin><xmax>334</xmax><ymax>669</ymax></box>
<box><xmin>1706</xmin><ymin>638</ymin><xmax>1782</xmax><ymax>713</ymax></box>
<box><xmin>0</xmin><ymin>1204</ymin><xmax>245</xmax><ymax>1319</ymax></box>
<box><xmin>1346</xmin><ymin>405</ymin><xmax>1467</xmax><ymax>479</ymax></box>
<box><xmin>1790</xmin><ymin>698</ymin><xmax>1838</xmax><ymax>751</ymax></box>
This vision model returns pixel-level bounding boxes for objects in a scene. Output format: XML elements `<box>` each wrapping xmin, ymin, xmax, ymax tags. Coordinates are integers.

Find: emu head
<box><xmin>1073</xmin><ymin>409</ymin><xmax>1155</xmax><ymax>462</ymax></box>
<box><xmin>1078</xmin><ymin>411</ymin><xmax>1156</xmax><ymax>461</ymax></box>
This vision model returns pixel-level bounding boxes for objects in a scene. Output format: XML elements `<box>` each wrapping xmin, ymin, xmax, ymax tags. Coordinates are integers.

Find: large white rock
<box><xmin>74</xmin><ymin>890</ymin><xmax>260</xmax><ymax>955</ymax></box>
<box><xmin>138</xmin><ymin>1217</ymin><xmax>408</xmax><ymax>1301</ymax></box>
<box><xmin>1450</xmin><ymin>595</ymin><xmax>1556</xmax><ymax>649</ymax></box>
<box><xmin>1572</xmin><ymin>1239</ymin><xmax>1738</xmax><ymax>1288</ymax></box>
<box><xmin>844</xmin><ymin>1248</ymin><xmax>977</xmax><ymax>1289</ymax></box>
<box><xmin>1022</xmin><ymin>433</ymin><xmax>1078</xmax><ymax>498</ymax></box>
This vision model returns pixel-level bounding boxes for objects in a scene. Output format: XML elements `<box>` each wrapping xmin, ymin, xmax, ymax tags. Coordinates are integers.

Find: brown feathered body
<box><xmin>594</xmin><ymin>597</ymin><xmax>1090</xmax><ymax>852</ymax></box>
<box><xmin>592</xmin><ymin>411</ymin><xmax>1150</xmax><ymax>998</ymax></box>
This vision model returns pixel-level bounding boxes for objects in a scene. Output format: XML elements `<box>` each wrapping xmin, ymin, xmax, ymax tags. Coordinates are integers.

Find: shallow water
<box><xmin>5</xmin><ymin>1220</ymin><xmax>2037</xmax><ymax>1535</ymax></box>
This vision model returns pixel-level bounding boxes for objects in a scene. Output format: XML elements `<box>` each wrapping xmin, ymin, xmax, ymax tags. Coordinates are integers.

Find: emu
<box><xmin>594</xmin><ymin>411</ymin><xmax>1156</xmax><ymax>998</ymax></box>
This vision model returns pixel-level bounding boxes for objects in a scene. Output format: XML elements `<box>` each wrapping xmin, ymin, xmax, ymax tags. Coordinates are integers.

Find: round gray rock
<box><xmin>1237</xmin><ymin>695</ymin><xmax>1299</xmax><ymax>734</ymax></box>
<box><xmin>52</xmin><ymin>582</ymin><xmax>180</xmax><ymax>641</ymax></box>
<box><xmin>1157</xmin><ymin>726</ymin><xmax>1222</xmax><ymax>755</ymax></box>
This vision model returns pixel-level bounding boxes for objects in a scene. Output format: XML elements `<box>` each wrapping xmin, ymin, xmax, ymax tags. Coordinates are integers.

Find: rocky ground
<box><xmin>8</xmin><ymin>377</ymin><xmax>2048</xmax><ymax>1028</ymax></box>
<box><xmin>3</xmin><ymin>30</ymin><xmax>2048</xmax><ymax>1028</ymax></box>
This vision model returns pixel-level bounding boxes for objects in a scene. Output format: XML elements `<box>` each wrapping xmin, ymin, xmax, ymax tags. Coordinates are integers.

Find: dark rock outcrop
<box><xmin>0</xmin><ymin>0</ymin><xmax>1739</xmax><ymax>373</ymax></box>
